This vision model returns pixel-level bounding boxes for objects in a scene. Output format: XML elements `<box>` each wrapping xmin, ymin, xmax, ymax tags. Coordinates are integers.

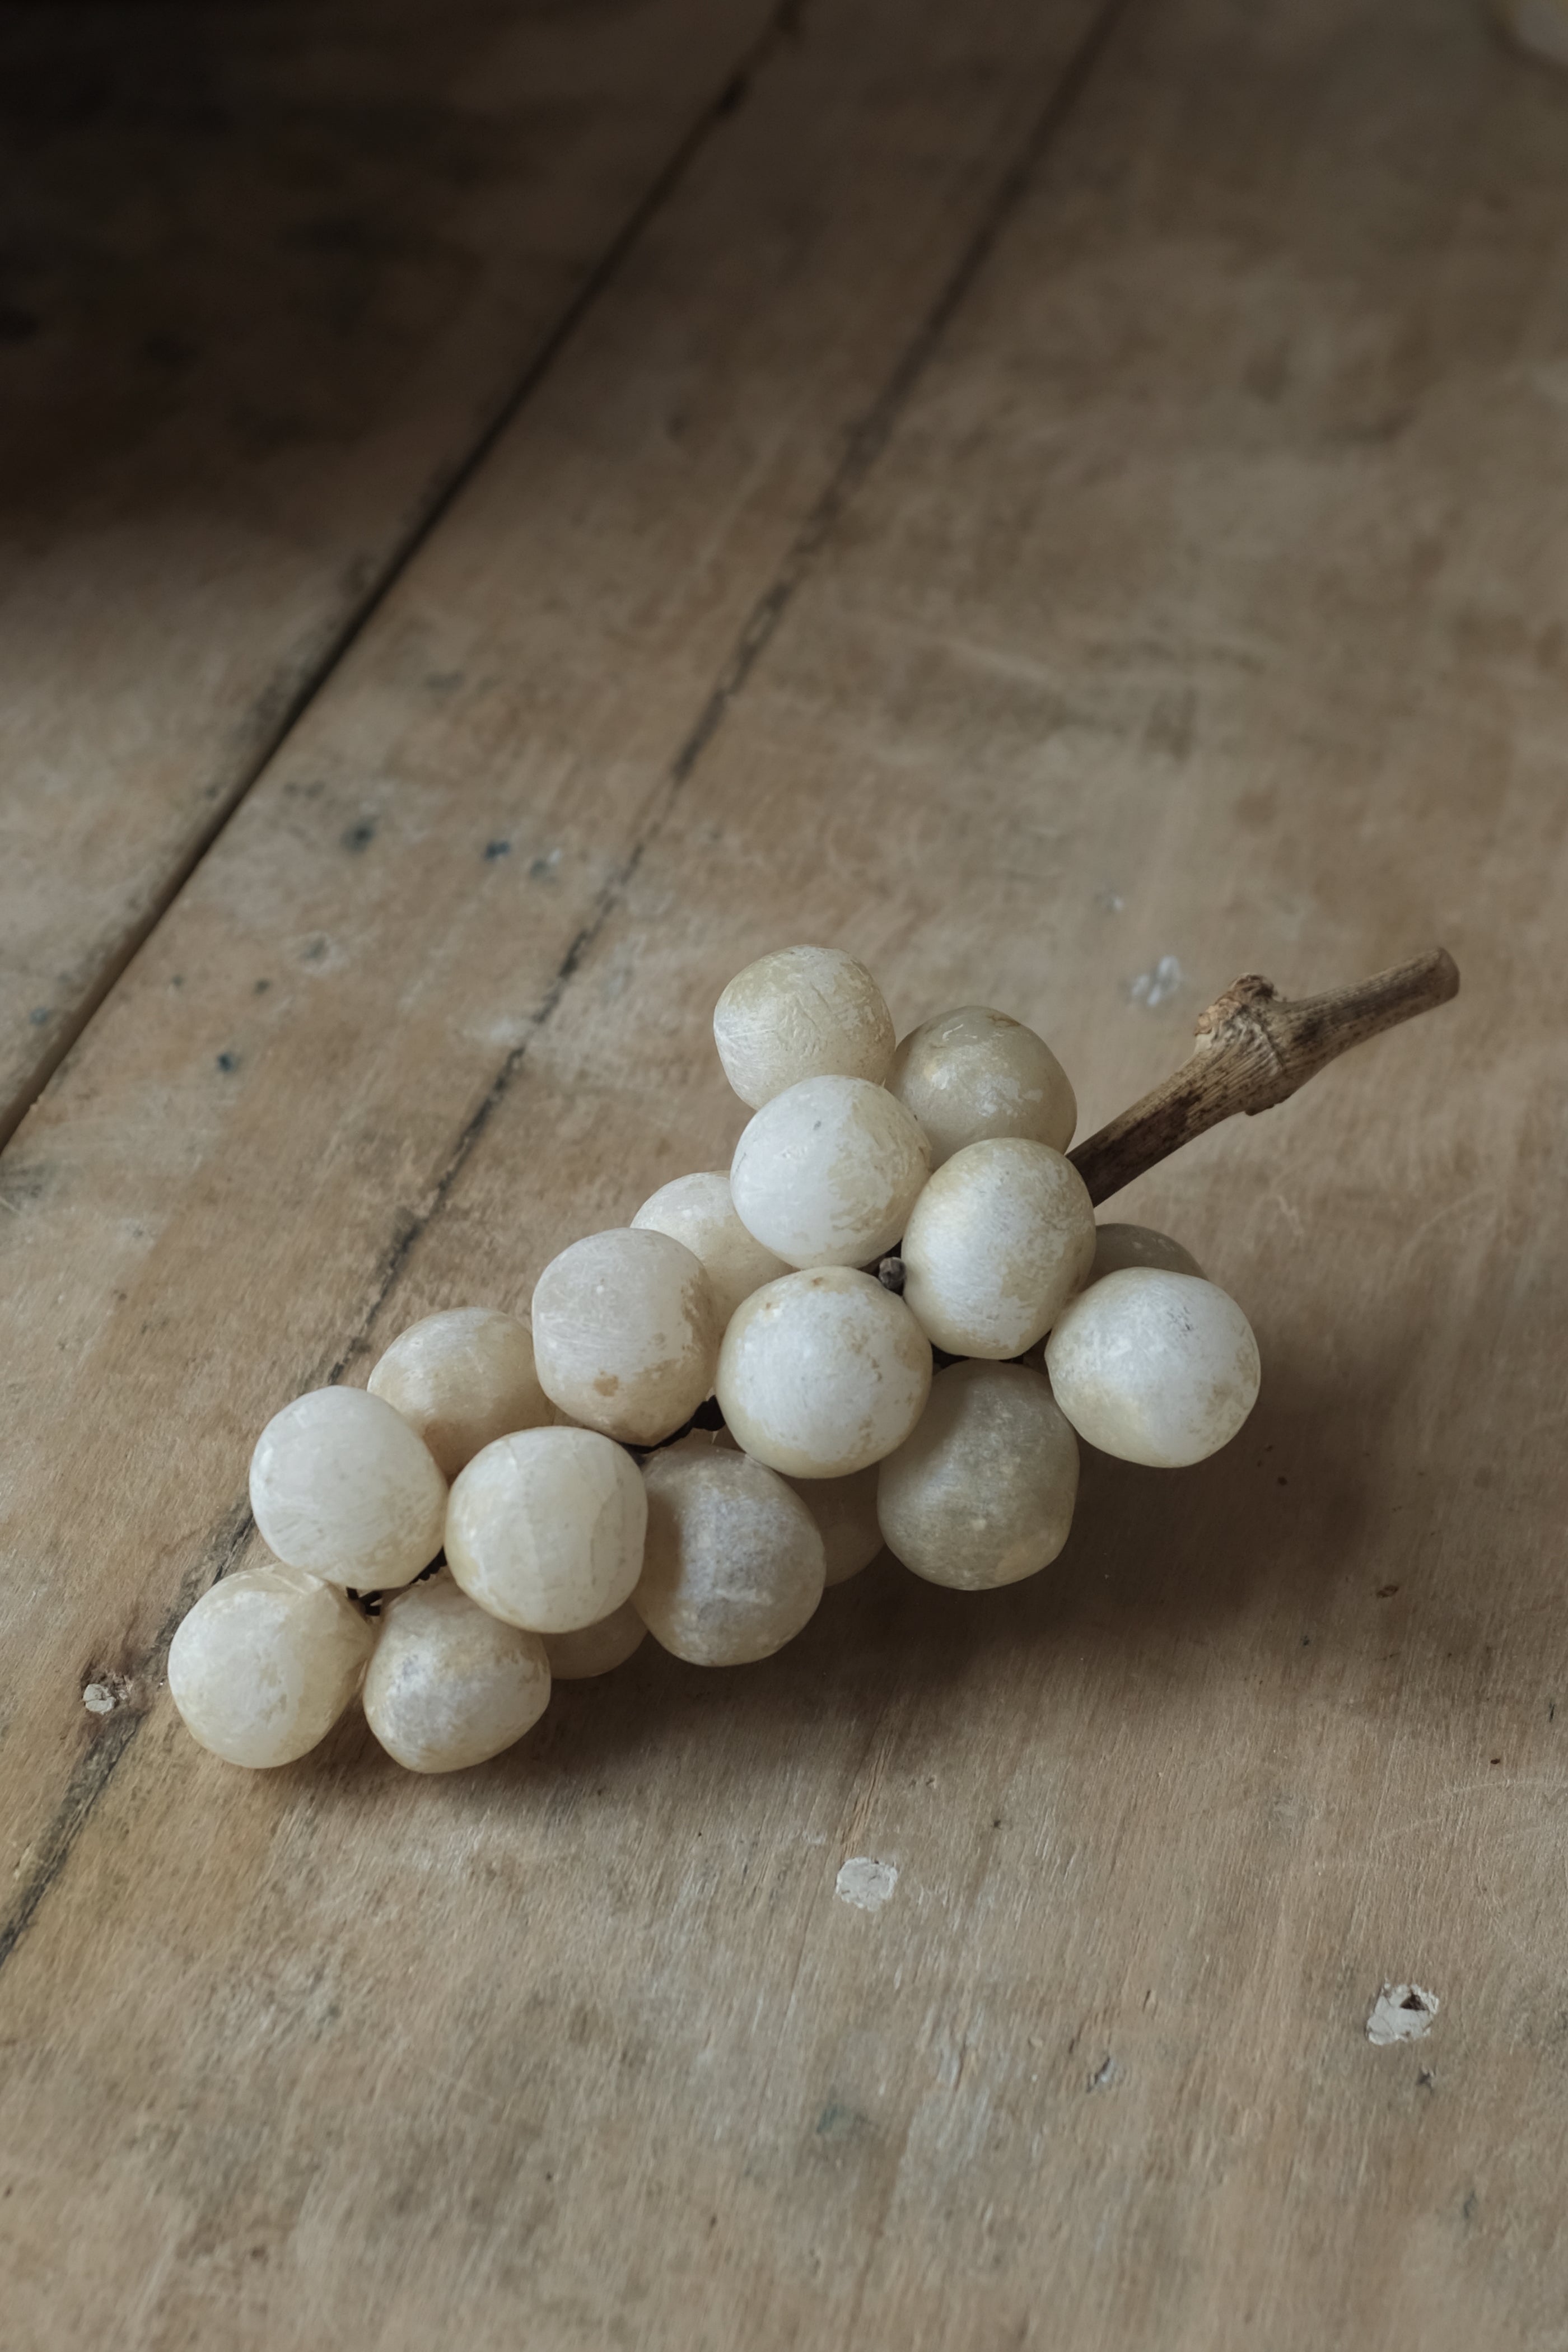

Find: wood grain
<box><xmin>4</xmin><ymin>0</ymin><xmax>1568</xmax><ymax>2344</ymax></box>
<box><xmin>0</xmin><ymin>0</ymin><xmax>1108</xmax><ymax>1976</ymax></box>
<box><xmin>0</xmin><ymin>0</ymin><xmax>781</xmax><ymax>1148</ymax></box>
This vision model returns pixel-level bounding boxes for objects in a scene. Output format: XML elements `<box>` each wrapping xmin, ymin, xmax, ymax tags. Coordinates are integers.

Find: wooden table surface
<box><xmin>3</xmin><ymin>0</ymin><xmax>1566</xmax><ymax>2343</ymax></box>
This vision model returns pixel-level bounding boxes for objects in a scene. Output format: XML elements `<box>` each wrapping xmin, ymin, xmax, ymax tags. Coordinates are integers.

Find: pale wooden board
<box><xmin>0</xmin><ymin>0</ymin><xmax>782</xmax><ymax>1147</ymax></box>
<box><xmin>4</xmin><ymin>0</ymin><xmax>1568</xmax><ymax>2343</ymax></box>
<box><xmin>0</xmin><ymin>0</ymin><xmax>1104</xmax><ymax>1892</ymax></box>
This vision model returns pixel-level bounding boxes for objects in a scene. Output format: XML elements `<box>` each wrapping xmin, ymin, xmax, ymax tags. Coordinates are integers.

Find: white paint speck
<box><xmin>82</xmin><ymin>1683</ymin><xmax>116</xmax><ymax>1715</ymax></box>
<box><xmin>1366</xmin><ymin>1981</ymin><xmax>1440</xmax><ymax>2045</ymax></box>
<box><xmin>836</xmin><ymin>1857</ymin><xmax>897</xmax><ymax>1912</ymax></box>
<box><xmin>1130</xmin><ymin>954</ymin><xmax>1183</xmax><ymax>1009</ymax></box>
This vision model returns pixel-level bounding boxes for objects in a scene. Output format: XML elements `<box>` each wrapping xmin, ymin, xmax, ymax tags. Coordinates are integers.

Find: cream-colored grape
<box><xmin>631</xmin><ymin>1170</ymin><xmax>791</xmax><ymax>1323</ymax></box>
<box><xmin>363</xmin><ymin>1574</ymin><xmax>550</xmax><ymax>1772</ymax></box>
<box><xmin>543</xmin><ymin>1602</ymin><xmax>647</xmax><ymax>1680</ymax></box>
<box><xmin>900</xmin><ymin>1137</ymin><xmax>1095</xmax><ymax>1359</ymax></box>
<box><xmin>249</xmin><ymin>1386</ymin><xmax>447</xmax><ymax>1590</ymax></box>
<box><xmin>716</xmin><ymin>1266</ymin><xmax>931</xmax><ymax>1477</ymax></box>
<box><xmin>367</xmin><ymin>1306</ymin><xmax>550</xmax><ymax>1480</ymax></box>
<box><xmin>730</xmin><ymin>1076</ymin><xmax>929</xmax><ymax>1270</ymax></box>
<box><xmin>446</xmin><ymin>1426</ymin><xmax>647</xmax><ymax>1632</ymax></box>
<box><xmin>713</xmin><ymin>944</ymin><xmax>895</xmax><ymax>1108</ymax></box>
<box><xmin>1045</xmin><ymin>1268</ymin><xmax>1260</xmax><ymax>1467</ymax></box>
<box><xmin>635</xmin><ymin>1440</ymin><xmax>825</xmax><ymax>1664</ymax></box>
<box><xmin>1088</xmin><ymin>1222</ymin><xmax>1203</xmax><ymax>1284</ymax></box>
<box><xmin>782</xmin><ymin>1464</ymin><xmax>883</xmax><ymax>1586</ymax></box>
<box><xmin>666</xmin><ymin>1418</ymin><xmax>880</xmax><ymax>1583</ymax></box>
<box><xmin>169</xmin><ymin>1564</ymin><xmax>374</xmax><ymax>1768</ymax></box>
<box><xmin>1014</xmin><ymin>1224</ymin><xmax>1198</xmax><ymax>1367</ymax></box>
<box><xmin>531</xmin><ymin>1228</ymin><xmax>721</xmax><ymax>1446</ymax></box>
<box><xmin>877</xmin><ymin>1359</ymin><xmax>1079</xmax><ymax>1591</ymax></box>
<box><xmin>889</xmin><ymin>1005</ymin><xmax>1076</xmax><ymax>1166</ymax></box>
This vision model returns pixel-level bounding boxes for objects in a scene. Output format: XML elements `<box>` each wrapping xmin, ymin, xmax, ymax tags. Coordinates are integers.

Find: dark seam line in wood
<box><xmin>0</xmin><ymin>1501</ymin><xmax>254</xmax><ymax>1975</ymax></box>
<box><xmin>0</xmin><ymin>0</ymin><xmax>1130</xmax><ymax>1979</ymax></box>
<box><xmin>0</xmin><ymin>2</ymin><xmax>805</xmax><ymax>1977</ymax></box>
<box><xmin>0</xmin><ymin>0</ymin><xmax>803</xmax><ymax>1163</ymax></box>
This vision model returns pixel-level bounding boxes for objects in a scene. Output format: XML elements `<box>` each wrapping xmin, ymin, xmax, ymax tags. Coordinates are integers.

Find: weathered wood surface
<box><xmin>0</xmin><ymin>0</ymin><xmax>1106</xmax><ymax>1921</ymax></box>
<box><xmin>4</xmin><ymin>0</ymin><xmax>1568</xmax><ymax>2343</ymax></box>
<box><xmin>0</xmin><ymin>0</ymin><xmax>781</xmax><ymax>1148</ymax></box>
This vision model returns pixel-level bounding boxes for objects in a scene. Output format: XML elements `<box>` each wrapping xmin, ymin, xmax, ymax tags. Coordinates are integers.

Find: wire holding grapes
<box><xmin>167</xmin><ymin>943</ymin><xmax>1458</xmax><ymax>1775</ymax></box>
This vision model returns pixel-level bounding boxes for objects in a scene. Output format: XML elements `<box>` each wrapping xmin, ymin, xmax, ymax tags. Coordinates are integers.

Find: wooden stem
<box><xmin>1067</xmin><ymin>946</ymin><xmax>1460</xmax><ymax>1208</ymax></box>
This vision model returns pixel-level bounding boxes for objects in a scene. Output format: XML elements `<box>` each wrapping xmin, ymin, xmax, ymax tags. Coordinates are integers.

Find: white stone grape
<box><xmin>531</xmin><ymin>1227</ymin><xmax>721</xmax><ymax>1446</ymax></box>
<box><xmin>1012</xmin><ymin>1221</ymin><xmax>1200</xmax><ymax>1369</ymax></box>
<box><xmin>713</xmin><ymin>944</ymin><xmax>895</xmax><ymax>1108</ymax></box>
<box><xmin>543</xmin><ymin>1601</ymin><xmax>648</xmax><ymax>1680</ymax></box>
<box><xmin>1045</xmin><ymin>1268</ymin><xmax>1260</xmax><ymax>1467</ymax></box>
<box><xmin>362</xmin><ymin>1574</ymin><xmax>550</xmax><ymax>1772</ymax></box>
<box><xmin>635</xmin><ymin>1439</ymin><xmax>825</xmax><ymax>1664</ymax></box>
<box><xmin>729</xmin><ymin>1075</ymin><xmax>929</xmax><ymax>1269</ymax></box>
<box><xmin>249</xmin><ymin>1386</ymin><xmax>447</xmax><ymax>1590</ymax></box>
<box><xmin>889</xmin><ymin>1004</ymin><xmax>1076</xmax><ymax>1166</ymax></box>
<box><xmin>1088</xmin><ymin>1222</ymin><xmax>1202</xmax><ymax>1284</ymax></box>
<box><xmin>367</xmin><ymin>1306</ymin><xmax>550</xmax><ymax>1479</ymax></box>
<box><xmin>169</xmin><ymin>1563</ymin><xmax>374</xmax><ymax>1768</ymax></box>
<box><xmin>877</xmin><ymin>1359</ymin><xmax>1079</xmax><ymax>1590</ymax></box>
<box><xmin>631</xmin><ymin>1170</ymin><xmax>791</xmax><ymax>1323</ymax></box>
<box><xmin>899</xmin><ymin>1137</ymin><xmax>1095</xmax><ymax>1358</ymax></box>
<box><xmin>716</xmin><ymin>1266</ymin><xmax>931</xmax><ymax>1477</ymax></box>
<box><xmin>446</xmin><ymin>1426</ymin><xmax>647</xmax><ymax>1632</ymax></box>
<box><xmin>782</xmin><ymin>1464</ymin><xmax>883</xmax><ymax>1586</ymax></box>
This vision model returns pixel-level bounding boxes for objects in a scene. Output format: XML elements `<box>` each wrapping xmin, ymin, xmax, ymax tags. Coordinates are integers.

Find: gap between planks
<box><xmin>0</xmin><ymin>0</ymin><xmax>1133</xmax><ymax>1981</ymax></box>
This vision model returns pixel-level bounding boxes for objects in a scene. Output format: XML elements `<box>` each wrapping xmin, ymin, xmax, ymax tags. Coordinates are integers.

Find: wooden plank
<box><xmin>4</xmin><ymin>0</ymin><xmax>1567</xmax><ymax>2342</ymax></box>
<box><xmin>0</xmin><ymin>0</ymin><xmax>1109</xmax><ymax>1996</ymax></box>
<box><xmin>0</xmin><ymin>0</ymin><xmax>782</xmax><ymax>1148</ymax></box>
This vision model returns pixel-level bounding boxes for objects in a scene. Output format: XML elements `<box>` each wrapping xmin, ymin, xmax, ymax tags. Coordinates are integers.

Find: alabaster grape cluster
<box><xmin>169</xmin><ymin>946</ymin><xmax>1261</xmax><ymax>1774</ymax></box>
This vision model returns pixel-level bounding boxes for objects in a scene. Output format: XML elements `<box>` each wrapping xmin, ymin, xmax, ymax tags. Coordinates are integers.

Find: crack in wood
<box><xmin>0</xmin><ymin>0</ymin><xmax>1136</xmax><ymax>1981</ymax></box>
